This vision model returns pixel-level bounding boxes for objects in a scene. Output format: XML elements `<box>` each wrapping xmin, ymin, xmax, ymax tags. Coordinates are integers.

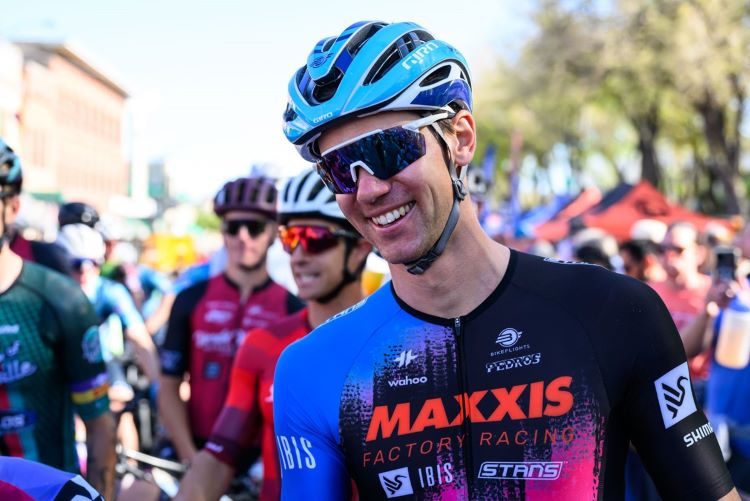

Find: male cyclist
<box><xmin>175</xmin><ymin>168</ymin><xmax>371</xmax><ymax>500</ymax></box>
<box><xmin>0</xmin><ymin>139</ymin><xmax>72</xmax><ymax>276</ymax></box>
<box><xmin>274</xmin><ymin>21</ymin><xmax>738</xmax><ymax>500</ymax></box>
<box><xmin>0</xmin><ymin>141</ymin><xmax>115</xmax><ymax>498</ymax></box>
<box><xmin>159</xmin><ymin>176</ymin><xmax>303</xmax><ymax>465</ymax></box>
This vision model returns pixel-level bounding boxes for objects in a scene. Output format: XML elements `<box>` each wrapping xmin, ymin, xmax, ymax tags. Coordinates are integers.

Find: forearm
<box><xmin>174</xmin><ymin>450</ymin><xmax>235</xmax><ymax>501</ymax></box>
<box><xmin>126</xmin><ymin>325</ymin><xmax>160</xmax><ymax>381</ymax></box>
<box><xmin>85</xmin><ymin>413</ymin><xmax>117</xmax><ymax>500</ymax></box>
<box><xmin>158</xmin><ymin>380</ymin><xmax>198</xmax><ymax>462</ymax></box>
<box><xmin>680</xmin><ymin>308</ymin><xmax>714</xmax><ymax>358</ymax></box>
<box><xmin>144</xmin><ymin>293</ymin><xmax>175</xmax><ymax>335</ymax></box>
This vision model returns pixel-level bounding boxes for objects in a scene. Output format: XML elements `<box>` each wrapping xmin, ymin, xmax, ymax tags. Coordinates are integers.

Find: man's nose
<box><xmin>356</xmin><ymin>169</ymin><xmax>390</xmax><ymax>204</ymax></box>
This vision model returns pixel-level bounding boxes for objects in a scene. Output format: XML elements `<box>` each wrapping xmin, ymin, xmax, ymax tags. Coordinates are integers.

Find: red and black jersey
<box><xmin>10</xmin><ymin>234</ymin><xmax>73</xmax><ymax>277</ymax></box>
<box><xmin>204</xmin><ymin>308</ymin><xmax>311</xmax><ymax>501</ymax></box>
<box><xmin>160</xmin><ymin>274</ymin><xmax>303</xmax><ymax>441</ymax></box>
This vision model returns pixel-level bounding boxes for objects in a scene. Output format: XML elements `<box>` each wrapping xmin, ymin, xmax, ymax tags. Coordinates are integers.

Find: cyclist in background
<box><xmin>158</xmin><ymin>176</ymin><xmax>303</xmax><ymax>466</ymax></box>
<box><xmin>0</xmin><ymin>139</ymin><xmax>72</xmax><ymax>276</ymax></box>
<box><xmin>57</xmin><ymin>221</ymin><xmax>160</xmax><ymax>462</ymax></box>
<box><xmin>0</xmin><ymin>457</ymin><xmax>104</xmax><ymax>501</ymax></box>
<box><xmin>0</xmin><ymin>140</ymin><xmax>115</xmax><ymax>498</ymax></box>
<box><xmin>176</xmin><ymin>168</ymin><xmax>371</xmax><ymax>500</ymax></box>
<box><xmin>274</xmin><ymin>20</ymin><xmax>738</xmax><ymax>500</ymax></box>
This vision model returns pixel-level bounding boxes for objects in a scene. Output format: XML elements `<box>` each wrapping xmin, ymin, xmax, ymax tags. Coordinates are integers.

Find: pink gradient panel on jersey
<box><xmin>524</xmin><ymin>388</ymin><xmax>606</xmax><ymax>500</ymax></box>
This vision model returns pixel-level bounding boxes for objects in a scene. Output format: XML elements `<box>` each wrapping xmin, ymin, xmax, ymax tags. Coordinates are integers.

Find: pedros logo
<box><xmin>366</xmin><ymin>376</ymin><xmax>574</xmax><ymax>441</ymax></box>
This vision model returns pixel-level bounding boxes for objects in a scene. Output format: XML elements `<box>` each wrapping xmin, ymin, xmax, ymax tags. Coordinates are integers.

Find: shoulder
<box><xmin>174</xmin><ymin>277</ymin><xmax>210</xmax><ymax>306</ymax></box>
<box><xmin>17</xmin><ymin>262</ymin><xmax>89</xmax><ymax>310</ymax></box>
<box><xmin>29</xmin><ymin>240</ymin><xmax>74</xmax><ymax>276</ymax></box>
<box><xmin>277</xmin><ymin>287</ymin><xmax>398</xmax><ymax>378</ymax></box>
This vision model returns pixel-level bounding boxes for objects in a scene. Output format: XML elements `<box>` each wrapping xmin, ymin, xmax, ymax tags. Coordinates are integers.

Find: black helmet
<box><xmin>58</xmin><ymin>202</ymin><xmax>100</xmax><ymax>228</ymax></box>
<box><xmin>0</xmin><ymin>139</ymin><xmax>22</xmax><ymax>197</ymax></box>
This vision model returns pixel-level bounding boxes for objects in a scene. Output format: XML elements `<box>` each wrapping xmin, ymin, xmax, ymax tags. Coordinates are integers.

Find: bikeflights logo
<box><xmin>655</xmin><ymin>362</ymin><xmax>697</xmax><ymax>428</ymax></box>
<box><xmin>496</xmin><ymin>328</ymin><xmax>522</xmax><ymax>347</ymax></box>
<box><xmin>379</xmin><ymin>467</ymin><xmax>414</xmax><ymax>498</ymax></box>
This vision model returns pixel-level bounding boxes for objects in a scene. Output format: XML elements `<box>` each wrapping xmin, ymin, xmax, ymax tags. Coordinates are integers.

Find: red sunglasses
<box><xmin>278</xmin><ymin>225</ymin><xmax>358</xmax><ymax>255</ymax></box>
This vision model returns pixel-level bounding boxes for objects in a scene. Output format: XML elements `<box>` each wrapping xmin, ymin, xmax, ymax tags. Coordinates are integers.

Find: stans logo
<box><xmin>496</xmin><ymin>328</ymin><xmax>522</xmax><ymax>348</ymax></box>
<box><xmin>395</xmin><ymin>350</ymin><xmax>418</xmax><ymax>368</ymax></box>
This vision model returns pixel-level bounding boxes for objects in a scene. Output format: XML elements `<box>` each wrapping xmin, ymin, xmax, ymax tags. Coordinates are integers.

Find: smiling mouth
<box><xmin>370</xmin><ymin>202</ymin><xmax>415</xmax><ymax>227</ymax></box>
<box><xmin>295</xmin><ymin>272</ymin><xmax>320</xmax><ymax>285</ymax></box>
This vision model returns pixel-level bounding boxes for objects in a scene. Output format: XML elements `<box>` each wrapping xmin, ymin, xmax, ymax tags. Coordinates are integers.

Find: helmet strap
<box><xmin>405</xmin><ymin>122</ymin><xmax>466</xmax><ymax>275</ymax></box>
<box><xmin>315</xmin><ymin>239</ymin><xmax>366</xmax><ymax>304</ymax></box>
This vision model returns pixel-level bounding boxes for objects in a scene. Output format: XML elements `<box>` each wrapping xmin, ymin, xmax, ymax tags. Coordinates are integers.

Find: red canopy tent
<box><xmin>534</xmin><ymin>187</ymin><xmax>602</xmax><ymax>242</ymax></box>
<box><xmin>580</xmin><ymin>181</ymin><xmax>731</xmax><ymax>242</ymax></box>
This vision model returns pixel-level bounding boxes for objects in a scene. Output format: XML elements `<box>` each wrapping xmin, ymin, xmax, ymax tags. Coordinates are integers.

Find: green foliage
<box><xmin>194</xmin><ymin>209</ymin><xmax>221</xmax><ymax>231</ymax></box>
<box><xmin>476</xmin><ymin>0</ymin><xmax>749</xmax><ymax>214</ymax></box>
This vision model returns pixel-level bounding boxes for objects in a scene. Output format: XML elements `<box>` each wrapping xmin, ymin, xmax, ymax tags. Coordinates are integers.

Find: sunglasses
<box><xmin>660</xmin><ymin>244</ymin><xmax>688</xmax><ymax>255</ymax></box>
<box><xmin>278</xmin><ymin>225</ymin><xmax>358</xmax><ymax>255</ymax></box>
<box><xmin>72</xmin><ymin>257</ymin><xmax>102</xmax><ymax>271</ymax></box>
<box><xmin>316</xmin><ymin>112</ymin><xmax>452</xmax><ymax>194</ymax></box>
<box><xmin>221</xmin><ymin>219</ymin><xmax>268</xmax><ymax>237</ymax></box>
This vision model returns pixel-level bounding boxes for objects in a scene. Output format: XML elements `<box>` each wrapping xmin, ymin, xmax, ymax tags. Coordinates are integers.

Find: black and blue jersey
<box><xmin>273</xmin><ymin>250</ymin><xmax>733</xmax><ymax>500</ymax></box>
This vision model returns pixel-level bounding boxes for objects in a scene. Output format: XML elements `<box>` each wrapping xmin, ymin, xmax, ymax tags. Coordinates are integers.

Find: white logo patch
<box><xmin>496</xmin><ymin>328</ymin><xmax>522</xmax><ymax>347</ymax></box>
<box><xmin>655</xmin><ymin>362</ymin><xmax>697</xmax><ymax>428</ymax></box>
<box><xmin>379</xmin><ymin>467</ymin><xmax>414</xmax><ymax>498</ymax></box>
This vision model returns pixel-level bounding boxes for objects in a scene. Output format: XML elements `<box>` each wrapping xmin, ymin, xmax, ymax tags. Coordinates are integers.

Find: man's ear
<box><xmin>451</xmin><ymin>110</ymin><xmax>476</xmax><ymax>169</ymax></box>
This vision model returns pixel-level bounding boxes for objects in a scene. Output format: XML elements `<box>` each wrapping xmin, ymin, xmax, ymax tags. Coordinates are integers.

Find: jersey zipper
<box><xmin>453</xmin><ymin>316</ymin><xmax>474</xmax><ymax>497</ymax></box>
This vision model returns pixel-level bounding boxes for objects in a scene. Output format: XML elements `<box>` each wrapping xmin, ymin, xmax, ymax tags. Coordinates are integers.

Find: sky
<box><xmin>0</xmin><ymin>0</ymin><xmax>532</xmax><ymax>201</ymax></box>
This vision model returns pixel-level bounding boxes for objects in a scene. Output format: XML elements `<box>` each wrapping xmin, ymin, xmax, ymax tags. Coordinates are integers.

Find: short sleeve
<box><xmin>273</xmin><ymin>342</ymin><xmax>351</xmax><ymax>501</ymax></box>
<box><xmin>61</xmin><ymin>286</ymin><xmax>109</xmax><ymax>420</ymax></box>
<box><xmin>616</xmin><ymin>282</ymin><xmax>734</xmax><ymax>500</ymax></box>
<box><xmin>160</xmin><ymin>283</ymin><xmax>203</xmax><ymax>376</ymax></box>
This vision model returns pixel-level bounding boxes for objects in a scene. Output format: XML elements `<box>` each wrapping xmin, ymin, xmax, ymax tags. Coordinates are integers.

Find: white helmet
<box><xmin>278</xmin><ymin>167</ymin><xmax>348</xmax><ymax>225</ymax></box>
<box><xmin>57</xmin><ymin>223</ymin><xmax>106</xmax><ymax>261</ymax></box>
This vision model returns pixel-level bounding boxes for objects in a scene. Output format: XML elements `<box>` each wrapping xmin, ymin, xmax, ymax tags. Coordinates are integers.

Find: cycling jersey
<box><xmin>10</xmin><ymin>234</ymin><xmax>73</xmax><ymax>277</ymax></box>
<box><xmin>274</xmin><ymin>251</ymin><xmax>733</xmax><ymax>500</ymax></box>
<box><xmin>87</xmin><ymin>275</ymin><xmax>146</xmax><ymax>361</ymax></box>
<box><xmin>205</xmin><ymin>308</ymin><xmax>311</xmax><ymax>501</ymax></box>
<box><xmin>161</xmin><ymin>274</ymin><xmax>303</xmax><ymax>440</ymax></box>
<box><xmin>0</xmin><ymin>456</ymin><xmax>104</xmax><ymax>500</ymax></box>
<box><xmin>0</xmin><ymin>263</ymin><xmax>109</xmax><ymax>472</ymax></box>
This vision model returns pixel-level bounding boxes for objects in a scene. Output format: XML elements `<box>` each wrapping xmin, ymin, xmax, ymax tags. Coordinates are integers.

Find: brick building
<box><xmin>14</xmin><ymin>41</ymin><xmax>129</xmax><ymax>211</ymax></box>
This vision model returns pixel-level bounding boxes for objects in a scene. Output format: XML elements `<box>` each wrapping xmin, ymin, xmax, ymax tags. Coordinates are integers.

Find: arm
<box><xmin>83</xmin><ymin>413</ymin><xmax>116</xmax><ymax>500</ymax></box>
<box><xmin>144</xmin><ymin>292</ymin><xmax>176</xmax><ymax>335</ymax></box>
<box><xmin>158</xmin><ymin>375</ymin><xmax>198</xmax><ymax>463</ymax></box>
<box><xmin>174</xmin><ymin>450</ymin><xmax>235</xmax><ymax>501</ymax></box>
<box><xmin>680</xmin><ymin>281</ymin><xmax>734</xmax><ymax>358</ymax></box>
<box><xmin>619</xmin><ymin>283</ymin><xmax>737</xmax><ymax>500</ymax></box>
<box><xmin>274</xmin><ymin>346</ymin><xmax>350</xmax><ymax>501</ymax></box>
<box><xmin>124</xmin><ymin>323</ymin><xmax>160</xmax><ymax>382</ymax></box>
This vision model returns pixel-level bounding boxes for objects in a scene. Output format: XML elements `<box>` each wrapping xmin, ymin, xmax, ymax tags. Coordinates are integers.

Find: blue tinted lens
<box><xmin>318</xmin><ymin>126</ymin><xmax>427</xmax><ymax>194</ymax></box>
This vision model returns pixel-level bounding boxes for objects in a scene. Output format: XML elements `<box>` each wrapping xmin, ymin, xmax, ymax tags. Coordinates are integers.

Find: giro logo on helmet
<box><xmin>401</xmin><ymin>41</ymin><xmax>440</xmax><ymax>70</ymax></box>
<box><xmin>312</xmin><ymin>111</ymin><xmax>334</xmax><ymax>124</ymax></box>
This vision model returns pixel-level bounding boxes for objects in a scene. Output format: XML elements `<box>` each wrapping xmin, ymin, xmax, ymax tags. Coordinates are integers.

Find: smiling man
<box><xmin>273</xmin><ymin>20</ymin><xmax>739</xmax><ymax>500</ymax></box>
<box><xmin>158</xmin><ymin>176</ymin><xmax>303</xmax><ymax>468</ymax></box>
<box><xmin>175</xmin><ymin>168</ymin><xmax>370</xmax><ymax>501</ymax></box>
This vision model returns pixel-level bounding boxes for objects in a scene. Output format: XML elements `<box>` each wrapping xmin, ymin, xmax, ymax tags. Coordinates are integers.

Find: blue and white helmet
<box><xmin>0</xmin><ymin>139</ymin><xmax>22</xmax><ymax>196</ymax></box>
<box><xmin>283</xmin><ymin>21</ymin><xmax>473</xmax><ymax>161</ymax></box>
<box><xmin>278</xmin><ymin>167</ymin><xmax>349</xmax><ymax>226</ymax></box>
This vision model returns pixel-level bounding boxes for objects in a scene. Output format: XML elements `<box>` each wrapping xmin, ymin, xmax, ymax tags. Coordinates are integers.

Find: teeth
<box><xmin>371</xmin><ymin>203</ymin><xmax>414</xmax><ymax>226</ymax></box>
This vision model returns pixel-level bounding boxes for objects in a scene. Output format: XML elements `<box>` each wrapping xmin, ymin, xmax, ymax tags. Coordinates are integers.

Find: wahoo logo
<box><xmin>655</xmin><ymin>362</ymin><xmax>697</xmax><ymax>428</ymax></box>
<box><xmin>378</xmin><ymin>467</ymin><xmax>414</xmax><ymax>498</ymax></box>
<box><xmin>388</xmin><ymin>376</ymin><xmax>428</xmax><ymax>388</ymax></box>
<box><xmin>395</xmin><ymin>350</ymin><xmax>418</xmax><ymax>368</ymax></box>
<box><xmin>401</xmin><ymin>42</ymin><xmax>440</xmax><ymax>70</ymax></box>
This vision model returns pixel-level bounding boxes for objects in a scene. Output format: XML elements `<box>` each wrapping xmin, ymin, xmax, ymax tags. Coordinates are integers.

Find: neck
<box><xmin>308</xmin><ymin>280</ymin><xmax>365</xmax><ymax>329</ymax></box>
<box><xmin>225</xmin><ymin>262</ymin><xmax>270</xmax><ymax>301</ymax></box>
<box><xmin>0</xmin><ymin>246</ymin><xmax>23</xmax><ymax>294</ymax></box>
<box><xmin>390</xmin><ymin>209</ymin><xmax>509</xmax><ymax>318</ymax></box>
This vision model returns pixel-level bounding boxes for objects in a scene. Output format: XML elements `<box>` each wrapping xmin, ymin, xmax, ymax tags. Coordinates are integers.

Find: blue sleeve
<box><xmin>104</xmin><ymin>281</ymin><xmax>145</xmax><ymax>330</ymax></box>
<box><xmin>172</xmin><ymin>263</ymin><xmax>209</xmax><ymax>294</ymax></box>
<box><xmin>139</xmin><ymin>266</ymin><xmax>172</xmax><ymax>295</ymax></box>
<box><xmin>273</xmin><ymin>340</ymin><xmax>351</xmax><ymax>501</ymax></box>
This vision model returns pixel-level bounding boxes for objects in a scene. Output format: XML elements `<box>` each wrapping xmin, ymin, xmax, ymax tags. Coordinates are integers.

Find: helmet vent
<box><xmin>283</xmin><ymin>103</ymin><xmax>297</xmax><ymax>122</ymax></box>
<box><xmin>322</xmin><ymin>37</ymin><xmax>336</xmax><ymax>52</ymax></box>
<box><xmin>312</xmin><ymin>68</ymin><xmax>343</xmax><ymax>103</ymax></box>
<box><xmin>364</xmin><ymin>30</ymin><xmax>436</xmax><ymax>86</ymax></box>
<box><xmin>420</xmin><ymin>65</ymin><xmax>451</xmax><ymax>87</ymax></box>
<box><xmin>348</xmin><ymin>23</ymin><xmax>386</xmax><ymax>57</ymax></box>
